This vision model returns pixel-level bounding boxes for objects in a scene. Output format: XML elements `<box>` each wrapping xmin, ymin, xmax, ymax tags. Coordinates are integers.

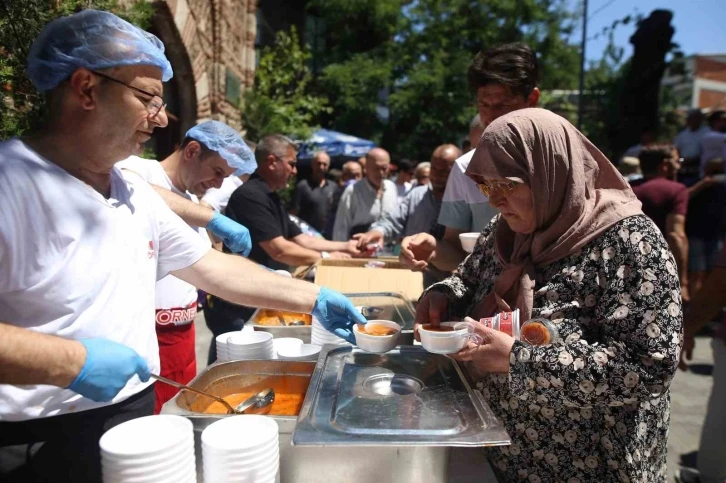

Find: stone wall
<box><xmin>120</xmin><ymin>0</ymin><xmax>257</xmax><ymax>132</ymax></box>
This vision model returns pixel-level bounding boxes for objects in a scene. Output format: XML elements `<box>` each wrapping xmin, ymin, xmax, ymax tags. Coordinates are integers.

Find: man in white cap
<box><xmin>0</xmin><ymin>10</ymin><xmax>365</xmax><ymax>481</ymax></box>
<box><xmin>117</xmin><ymin>120</ymin><xmax>256</xmax><ymax>412</ymax></box>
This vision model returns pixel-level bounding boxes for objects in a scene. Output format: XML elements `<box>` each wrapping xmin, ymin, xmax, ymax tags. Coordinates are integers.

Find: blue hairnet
<box><xmin>27</xmin><ymin>9</ymin><xmax>173</xmax><ymax>92</ymax></box>
<box><xmin>186</xmin><ymin>121</ymin><xmax>256</xmax><ymax>176</ymax></box>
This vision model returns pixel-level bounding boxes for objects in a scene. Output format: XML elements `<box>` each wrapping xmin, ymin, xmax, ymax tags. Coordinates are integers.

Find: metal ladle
<box><xmin>150</xmin><ymin>374</ymin><xmax>274</xmax><ymax>415</ymax></box>
<box><xmin>233</xmin><ymin>387</ymin><xmax>275</xmax><ymax>414</ymax></box>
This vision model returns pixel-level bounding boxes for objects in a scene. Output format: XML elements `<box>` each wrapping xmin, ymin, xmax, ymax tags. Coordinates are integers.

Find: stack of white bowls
<box><xmin>310</xmin><ymin>316</ymin><xmax>351</xmax><ymax>347</ymax></box>
<box><xmin>202</xmin><ymin>415</ymin><xmax>280</xmax><ymax>483</ymax></box>
<box><xmin>215</xmin><ymin>332</ymin><xmax>234</xmax><ymax>362</ymax></box>
<box><xmin>272</xmin><ymin>337</ymin><xmax>304</xmax><ymax>359</ymax></box>
<box><xmin>277</xmin><ymin>343</ymin><xmax>322</xmax><ymax>361</ymax></box>
<box><xmin>100</xmin><ymin>415</ymin><xmax>196</xmax><ymax>483</ymax></box>
<box><xmin>215</xmin><ymin>326</ymin><xmax>256</xmax><ymax>362</ymax></box>
<box><xmin>226</xmin><ymin>331</ymin><xmax>275</xmax><ymax>360</ymax></box>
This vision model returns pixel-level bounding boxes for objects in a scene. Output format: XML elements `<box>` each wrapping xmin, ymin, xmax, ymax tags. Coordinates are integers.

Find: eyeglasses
<box><xmin>476</xmin><ymin>179</ymin><xmax>521</xmax><ymax>197</ymax></box>
<box><xmin>91</xmin><ymin>71</ymin><xmax>166</xmax><ymax>117</ymax></box>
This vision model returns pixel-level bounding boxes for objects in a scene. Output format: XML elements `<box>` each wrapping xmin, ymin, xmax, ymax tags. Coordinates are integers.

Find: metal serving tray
<box><xmin>249</xmin><ymin>292</ymin><xmax>417</xmax><ymax>344</ymax></box>
<box><xmin>292</xmin><ymin>345</ymin><xmax>510</xmax><ymax>447</ymax></box>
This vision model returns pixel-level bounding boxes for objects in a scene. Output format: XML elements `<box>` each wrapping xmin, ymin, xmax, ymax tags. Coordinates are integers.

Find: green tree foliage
<box><xmin>0</xmin><ymin>0</ymin><xmax>153</xmax><ymax>139</ymax></box>
<box><xmin>310</xmin><ymin>0</ymin><xmax>582</xmax><ymax>159</ymax></box>
<box><xmin>241</xmin><ymin>27</ymin><xmax>331</xmax><ymax>143</ymax></box>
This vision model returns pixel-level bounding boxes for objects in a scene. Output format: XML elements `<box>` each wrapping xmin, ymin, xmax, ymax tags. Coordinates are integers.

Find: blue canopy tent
<box><xmin>296</xmin><ymin>129</ymin><xmax>376</xmax><ymax>162</ymax></box>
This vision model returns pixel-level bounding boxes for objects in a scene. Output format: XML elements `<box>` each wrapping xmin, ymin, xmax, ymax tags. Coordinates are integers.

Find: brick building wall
<box><xmin>119</xmin><ymin>0</ymin><xmax>256</xmax><ymax>147</ymax></box>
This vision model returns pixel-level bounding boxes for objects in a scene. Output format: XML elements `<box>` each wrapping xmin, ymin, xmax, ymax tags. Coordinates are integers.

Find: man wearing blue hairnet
<box><xmin>117</xmin><ymin>120</ymin><xmax>256</xmax><ymax>413</ymax></box>
<box><xmin>0</xmin><ymin>10</ymin><xmax>365</xmax><ymax>482</ymax></box>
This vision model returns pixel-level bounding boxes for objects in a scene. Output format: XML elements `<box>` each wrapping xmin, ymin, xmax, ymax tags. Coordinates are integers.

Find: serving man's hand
<box><xmin>68</xmin><ymin>339</ymin><xmax>150</xmax><ymax>402</ymax></box>
<box><xmin>206</xmin><ymin>212</ymin><xmax>252</xmax><ymax>256</ymax></box>
<box><xmin>311</xmin><ymin>287</ymin><xmax>367</xmax><ymax>343</ymax></box>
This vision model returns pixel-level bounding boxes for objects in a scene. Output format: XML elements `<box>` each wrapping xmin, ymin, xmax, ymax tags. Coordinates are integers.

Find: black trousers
<box><xmin>0</xmin><ymin>385</ymin><xmax>155</xmax><ymax>483</ymax></box>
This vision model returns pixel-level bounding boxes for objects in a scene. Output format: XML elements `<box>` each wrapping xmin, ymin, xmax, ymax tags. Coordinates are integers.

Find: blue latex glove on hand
<box><xmin>206</xmin><ymin>212</ymin><xmax>252</xmax><ymax>257</ymax></box>
<box><xmin>68</xmin><ymin>339</ymin><xmax>150</xmax><ymax>402</ymax></box>
<box><xmin>311</xmin><ymin>287</ymin><xmax>367</xmax><ymax>344</ymax></box>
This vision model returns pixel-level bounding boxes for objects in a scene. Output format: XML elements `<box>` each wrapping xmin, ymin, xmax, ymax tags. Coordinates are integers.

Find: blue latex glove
<box><xmin>68</xmin><ymin>339</ymin><xmax>150</xmax><ymax>402</ymax></box>
<box><xmin>311</xmin><ymin>287</ymin><xmax>367</xmax><ymax>344</ymax></box>
<box><xmin>206</xmin><ymin>212</ymin><xmax>252</xmax><ymax>257</ymax></box>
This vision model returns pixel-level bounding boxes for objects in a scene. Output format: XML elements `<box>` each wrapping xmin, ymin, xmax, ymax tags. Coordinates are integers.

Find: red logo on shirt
<box><xmin>148</xmin><ymin>240</ymin><xmax>155</xmax><ymax>259</ymax></box>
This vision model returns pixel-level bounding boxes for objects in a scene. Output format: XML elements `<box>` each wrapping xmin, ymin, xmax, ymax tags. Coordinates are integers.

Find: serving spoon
<box><xmin>151</xmin><ymin>374</ymin><xmax>274</xmax><ymax>415</ymax></box>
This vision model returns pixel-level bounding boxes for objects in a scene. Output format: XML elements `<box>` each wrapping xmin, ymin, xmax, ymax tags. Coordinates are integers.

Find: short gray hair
<box><xmin>415</xmin><ymin>162</ymin><xmax>431</xmax><ymax>176</ymax></box>
<box><xmin>255</xmin><ymin>134</ymin><xmax>297</xmax><ymax>165</ymax></box>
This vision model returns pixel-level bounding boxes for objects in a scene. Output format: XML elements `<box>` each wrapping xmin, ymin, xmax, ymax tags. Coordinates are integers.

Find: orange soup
<box><xmin>202</xmin><ymin>376</ymin><xmax>310</xmax><ymax>416</ymax></box>
<box><xmin>358</xmin><ymin>324</ymin><xmax>398</xmax><ymax>336</ymax></box>
<box><xmin>254</xmin><ymin>310</ymin><xmax>312</xmax><ymax>326</ymax></box>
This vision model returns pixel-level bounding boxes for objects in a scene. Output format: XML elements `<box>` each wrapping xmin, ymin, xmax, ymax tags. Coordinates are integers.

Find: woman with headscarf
<box><xmin>416</xmin><ymin>109</ymin><xmax>682</xmax><ymax>483</ymax></box>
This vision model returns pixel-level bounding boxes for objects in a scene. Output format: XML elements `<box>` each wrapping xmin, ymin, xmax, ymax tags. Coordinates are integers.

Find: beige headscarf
<box><xmin>466</xmin><ymin>108</ymin><xmax>643</xmax><ymax>321</ymax></box>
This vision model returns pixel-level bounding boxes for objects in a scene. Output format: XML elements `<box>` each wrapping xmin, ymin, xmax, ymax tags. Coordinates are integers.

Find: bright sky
<box><xmin>574</xmin><ymin>0</ymin><xmax>726</xmax><ymax>63</ymax></box>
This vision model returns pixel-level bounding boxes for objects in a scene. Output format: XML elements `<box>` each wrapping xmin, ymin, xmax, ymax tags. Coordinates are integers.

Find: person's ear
<box><xmin>69</xmin><ymin>69</ymin><xmax>101</xmax><ymax>111</ymax></box>
<box><xmin>528</xmin><ymin>87</ymin><xmax>540</xmax><ymax>108</ymax></box>
<box><xmin>183</xmin><ymin>141</ymin><xmax>202</xmax><ymax>162</ymax></box>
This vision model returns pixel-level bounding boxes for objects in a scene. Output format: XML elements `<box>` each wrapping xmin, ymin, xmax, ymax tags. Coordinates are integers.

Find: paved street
<box><xmin>193</xmin><ymin>314</ymin><xmax>715</xmax><ymax>482</ymax></box>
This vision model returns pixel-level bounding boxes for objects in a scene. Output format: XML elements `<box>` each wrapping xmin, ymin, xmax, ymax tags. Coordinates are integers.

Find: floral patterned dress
<box><xmin>426</xmin><ymin>214</ymin><xmax>682</xmax><ymax>483</ymax></box>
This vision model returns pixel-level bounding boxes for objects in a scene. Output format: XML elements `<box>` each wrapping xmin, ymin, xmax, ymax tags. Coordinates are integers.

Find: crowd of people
<box><xmin>1</xmin><ymin>6</ymin><xmax>725</xmax><ymax>483</ymax></box>
<box><xmin>613</xmin><ymin>108</ymin><xmax>726</xmax><ymax>483</ymax></box>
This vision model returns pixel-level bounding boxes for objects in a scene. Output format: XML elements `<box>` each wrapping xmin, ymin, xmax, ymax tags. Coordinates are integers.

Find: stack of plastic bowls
<box><xmin>202</xmin><ymin>415</ymin><xmax>280</xmax><ymax>483</ymax></box>
<box><xmin>100</xmin><ymin>415</ymin><xmax>196</xmax><ymax>483</ymax></box>
<box><xmin>272</xmin><ymin>337</ymin><xmax>304</xmax><ymax>359</ymax></box>
<box><xmin>277</xmin><ymin>343</ymin><xmax>322</xmax><ymax>361</ymax></box>
<box><xmin>310</xmin><ymin>316</ymin><xmax>351</xmax><ymax>347</ymax></box>
<box><xmin>225</xmin><ymin>332</ymin><xmax>275</xmax><ymax>360</ymax></box>
<box><xmin>215</xmin><ymin>325</ymin><xmax>256</xmax><ymax>362</ymax></box>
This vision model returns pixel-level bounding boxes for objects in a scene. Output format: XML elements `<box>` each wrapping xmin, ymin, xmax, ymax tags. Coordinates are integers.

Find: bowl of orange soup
<box><xmin>353</xmin><ymin>320</ymin><xmax>401</xmax><ymax>353</ymax></box>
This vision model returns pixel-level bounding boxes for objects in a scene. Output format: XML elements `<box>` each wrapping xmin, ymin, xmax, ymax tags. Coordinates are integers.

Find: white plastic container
<box><xmin>458</xmin><ymin>233</ymin><xmax>480</xmax><ymax>253</ymax></box>
<box><xmin>418</xmin><ymin>322</ymin><xmax>475</xmax><ymax>354</ymax></box>
<box><xmin>353</xmin><ymin>320</ymin><xmax>401</xmax><ymax>353</ymax></box>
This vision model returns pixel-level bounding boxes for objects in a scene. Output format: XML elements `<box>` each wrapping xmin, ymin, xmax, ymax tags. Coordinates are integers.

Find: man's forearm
<box><xmin>0</xmin><ymin>323</ymin><xmax>85</xmax><ymax>387</ymax></box>
<box><xmin>295</xmin><ymin>234</ymin><xmax>349</xmax><ymax>252</ymax></box>
<box><xmin>152</xmin><ymin>186</ymin><xmax>214</xmax><ymax>227</ymax></box>
<box><xmin>174</xmin><ymin>250</ymin><xmax>320</xmax><ymax>313</ymax></box>
<box><xmin>431</xmin><ymin>237</ymin><xmax>467</xmax><ymax>272</ymax></box>
<box><xmin>273</xmin><ymin>245</ymin><xmax>322</xmax><ymax>266</ymax></box>
<box><xmin>667</xmin><ymin>234</ymin><xmax>689</xmax><ymax>286</ymax></box>
<box><xmin>684</xmin><ymin>267</ymin><xmax>726</xmax><ymax>337</ymax></box>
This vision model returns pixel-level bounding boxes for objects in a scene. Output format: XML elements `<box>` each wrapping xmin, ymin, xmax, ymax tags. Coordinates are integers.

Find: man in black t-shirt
<box><xmin>204</xmin><ymin>135</ymin><xmax>361</xmax><ymax>362</ymax></box>
<box><xmin>289</xmin><ymin>151</ymin><xmax>336</xmax><ymax>233</ymax></box>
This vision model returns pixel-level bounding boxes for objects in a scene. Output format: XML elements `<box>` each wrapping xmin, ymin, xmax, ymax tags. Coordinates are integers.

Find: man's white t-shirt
<box><xmin>202</xmin><ymin>175</ymin><xmax>243</xmax><ymax>213</ymax></box>
<box><xmin>0</xmin><ymin>140</ymin><xmax>210</xmax><ymax>421</ymax></box>
<box><xmin>117</xmin><ymin>156</ymin><xmax>208</xmax><ymax>315</ymax></box>
<box><xmin>438</xmin><ymin>150</ymin><xmax>499</xmax><ymax>233</ymax></box>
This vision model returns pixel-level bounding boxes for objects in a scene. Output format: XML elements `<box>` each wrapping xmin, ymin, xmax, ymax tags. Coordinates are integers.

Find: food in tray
<box><xmin>202</xmin><ymin>376</ymin><xmax>310</xmax><ymax>416</ymax></box>
<box><xmin>253</xmin><ymin>310</ymin><xmax>312</xmax><ymax>326</ymax></box>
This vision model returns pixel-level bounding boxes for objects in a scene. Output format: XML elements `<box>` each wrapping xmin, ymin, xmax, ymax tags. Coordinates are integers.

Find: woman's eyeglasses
<box><xmin>91</xmin><ymin>71</ymin><xmax>166</xmax><ymax>117</ymax></box>
<box><xmin>476</xmin><ymin>179</ymin><xmax>521</xmax><ymax>197</ymax></box>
